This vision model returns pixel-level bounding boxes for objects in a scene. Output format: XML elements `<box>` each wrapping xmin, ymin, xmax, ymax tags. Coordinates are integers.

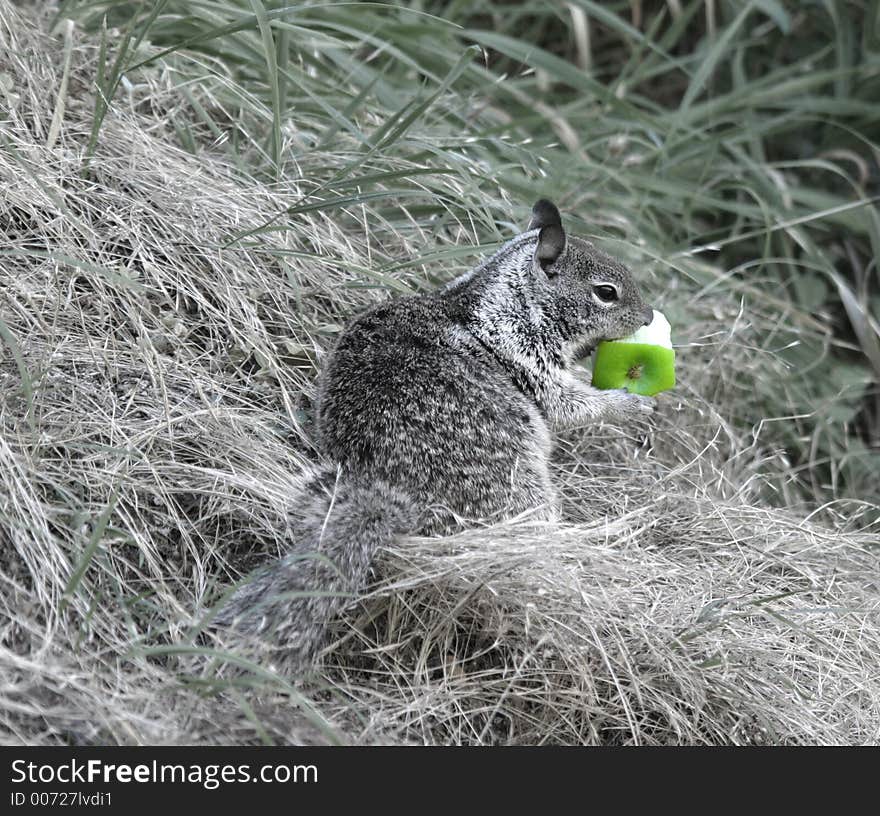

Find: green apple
<box><xmin>591</xmin><ymin>310</ymin><xmax>676</xmax><ymax>397</ymax></box>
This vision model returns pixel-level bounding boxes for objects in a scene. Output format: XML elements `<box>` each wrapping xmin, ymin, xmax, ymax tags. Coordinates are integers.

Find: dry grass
<box><xmin>1</xmin><ymin>2</ymin><xmax>878</xmax><ymax>745</ymax></box>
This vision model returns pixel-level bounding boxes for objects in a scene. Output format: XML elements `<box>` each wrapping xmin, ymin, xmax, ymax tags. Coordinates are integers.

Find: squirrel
<box><xmin>213</xmin><ymin>199</ymin><xmax>656</xmax><ymax>666</ymax></box>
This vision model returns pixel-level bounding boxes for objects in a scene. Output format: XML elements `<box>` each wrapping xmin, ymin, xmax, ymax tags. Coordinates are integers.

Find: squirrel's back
<box><xmin>316</xmin><ymin>293</ymin><xmax>554</xmax><ymax>533</ymax></box>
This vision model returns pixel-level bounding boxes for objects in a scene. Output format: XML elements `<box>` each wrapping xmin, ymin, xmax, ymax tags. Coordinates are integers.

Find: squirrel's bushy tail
<box><xmin>214</xmin><ymin>469</ymin><xmax>415</xmax><ymax>668</ymax></box>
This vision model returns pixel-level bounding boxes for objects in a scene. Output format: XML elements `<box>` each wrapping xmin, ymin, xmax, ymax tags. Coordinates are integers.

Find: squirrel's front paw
<box><xmin>605</xmin><ymin>389</ymin><xmax>656</xmax><ymax>421</ymax></box>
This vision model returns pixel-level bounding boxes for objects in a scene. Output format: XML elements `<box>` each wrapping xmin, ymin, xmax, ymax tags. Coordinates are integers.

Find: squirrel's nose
<box><xmin>642</xmin><ymin>306</ymin><xmax>654</xmax><ymax>326</ymax></box>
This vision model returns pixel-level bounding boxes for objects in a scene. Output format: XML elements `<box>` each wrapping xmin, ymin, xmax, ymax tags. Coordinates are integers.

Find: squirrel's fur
<box><xmin>214</xmin><ymin>200</ymin><xmax>655</xmax><ymax>666</ymax></box>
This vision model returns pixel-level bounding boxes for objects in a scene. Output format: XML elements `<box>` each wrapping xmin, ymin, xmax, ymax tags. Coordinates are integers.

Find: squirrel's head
<box><xmin>527</xmin><ymin>199</ymin><xmax>654</xmax><ymax>358</ymax></box>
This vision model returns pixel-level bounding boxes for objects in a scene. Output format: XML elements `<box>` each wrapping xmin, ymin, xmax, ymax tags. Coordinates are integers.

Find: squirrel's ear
<box><xmin>528</xmin><ymin>199</ymin><xmax>562</xmax><ymax>231</ymax></box>
<box><xmin>528</xmin><ymin>199</ymin><xmax>566</xmax><ymax>273</ymax></box>
<box><xmin>535</xmin><ymin>223</ymin><xmax>566</xmax><ymax>272</ymax></box>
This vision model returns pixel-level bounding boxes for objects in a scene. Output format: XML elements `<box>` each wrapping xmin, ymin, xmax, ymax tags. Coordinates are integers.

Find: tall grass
<box><xmin>55</xmin><ymin>0</ymin><xmax>880</xmax><ymax>510</ymax></box>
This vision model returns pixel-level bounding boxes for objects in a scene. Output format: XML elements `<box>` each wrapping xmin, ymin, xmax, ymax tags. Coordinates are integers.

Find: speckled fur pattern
<box><xmin>216</xmin><ymin>200</ymin><xmax>655</xmax><ymax>666</ymax></box>
<box><xmin>213</xmin><ymin>470</ymin><xmax>415</xmax><ymax>666</ymax></box>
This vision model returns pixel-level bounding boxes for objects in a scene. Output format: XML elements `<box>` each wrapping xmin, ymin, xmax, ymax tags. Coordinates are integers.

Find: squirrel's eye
<box><xmin>593</xmin><ymin>284</ymin><xmax>619</xmax><ymax>303</ymax></box>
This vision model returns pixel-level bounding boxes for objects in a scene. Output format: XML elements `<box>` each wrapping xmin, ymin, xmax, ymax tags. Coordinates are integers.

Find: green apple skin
<box><xmin>591</xmin><ymin>341</ymin><xmax>675</xmax><ymax>397</ymax></box>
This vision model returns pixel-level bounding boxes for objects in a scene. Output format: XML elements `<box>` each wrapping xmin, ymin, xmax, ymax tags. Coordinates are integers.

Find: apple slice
<box><xmin>591</xmin><ymin>310</ymin><xmax>676</xmax><ymax>397</ymax></box>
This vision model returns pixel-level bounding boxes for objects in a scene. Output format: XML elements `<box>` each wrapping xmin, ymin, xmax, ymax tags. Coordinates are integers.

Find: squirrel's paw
<box><xmin>604</xmin><ymin>389</ymin><xmax>656</xmax><ymax>421</ymax></box>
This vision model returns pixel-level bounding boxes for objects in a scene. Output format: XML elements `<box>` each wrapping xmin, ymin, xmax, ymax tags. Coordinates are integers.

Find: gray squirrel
<box><xmin>213</xmin><ymin>199</ymin><xmax>656</xmax><ymax>665</ymax></box>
